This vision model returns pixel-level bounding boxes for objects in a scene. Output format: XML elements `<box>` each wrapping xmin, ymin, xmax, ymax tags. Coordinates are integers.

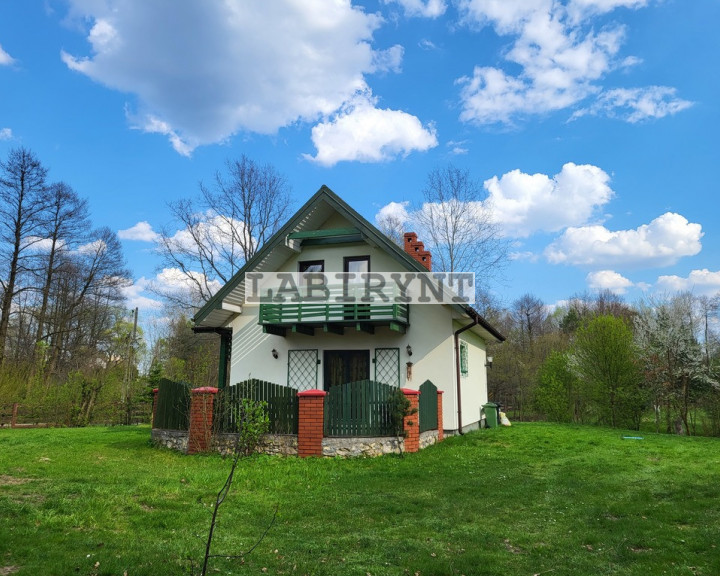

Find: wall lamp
<box><xmin>272</xmin><ymin>349</ymin><xmax>279</xmax><ymax>359</ymax></box>
<box><xmin>406</xmin><ymin>344</ymin><xmax>413</xmax><ymax>357</ymax></box>
<box><xmin>485</xmin><ymin>356</ymin><xmax>493</xmax><ymax>369</ymax></box>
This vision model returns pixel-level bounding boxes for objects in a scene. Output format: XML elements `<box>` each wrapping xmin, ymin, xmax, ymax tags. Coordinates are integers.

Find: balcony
<box><xmin>259</xmin><ymin>300</ymin><xmax>409</xmax><ymax>336</ymax></box>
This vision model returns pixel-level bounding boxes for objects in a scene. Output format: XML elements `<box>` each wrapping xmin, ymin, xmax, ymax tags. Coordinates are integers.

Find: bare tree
<box><xmin>31</xmin><ymin>182</ymin><xmax>90</xmax><ymax>366</ymax></box>
<box><xmin>42</xmin><ymin>227</ymin><xmax>130</xmax><ymax>383</ymax></box>
<box><xmin>512</xmin><ymin>293</ymin><xmax>549</xmax><ymax>346</ymax></box>
<box><xmin>414</xmin><ymin>164</ymin><xmax>507</xmax><ymax>283</ymax></box>
<box><xmin>376</xmin><ymin>203</ymin><xmax>409</xmax><ymax>247</ymax></box>
<box><xmin>155</xmin><ymin>155</ymin><xmax>293</xmax><ymax>308</ymax></box>
<box><xmin>0</xmin><ymin>147</ymin><xmax>50</xmax><ymax>366</ymax></box>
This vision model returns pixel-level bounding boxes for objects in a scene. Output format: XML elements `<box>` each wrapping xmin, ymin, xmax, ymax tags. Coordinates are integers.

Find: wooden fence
<box><xmin>154</xmin><ymin>379</ymin><xmax>191</xmax><ymax>431</ymax></box>
<box><xmin>217</xmin><ymin>379</ymin><xmax>299</xmax><ymax>434</ymax></box>
<box><xmin>324</xmin><ymin>379</ymin><xmax>396</xmax><ymax>437</ymax></box>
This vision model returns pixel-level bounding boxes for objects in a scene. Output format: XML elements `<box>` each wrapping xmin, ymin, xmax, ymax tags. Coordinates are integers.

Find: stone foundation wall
<box><xmin>322</xmin><ymin>436</ymin><xmax>404</xmax><ymax>457</ymax></box>
<box><xmin>151</xmin><ymin>429</ymin><xmax>189</xmax><ymax>452</ymax></box>
<box><xmin>151</xmin><ymin>430</ymin><xmax>440</xmax><ymax>458</ymax></box>
<box><xmin>419</xmin><ymin>429</ymin><xmax>439</xmax><ymax>449</ymax></box>
<box><xmin>213</xmin><ymin>433</ymin><xmax>298</xmax><ymax>457</ymax></box>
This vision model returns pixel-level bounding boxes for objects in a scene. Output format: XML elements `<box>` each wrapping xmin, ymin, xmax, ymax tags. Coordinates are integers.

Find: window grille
<box><xmin>287</xmin><ymin>349</ymin><xmax>318</xmax><ymax>391</ymax></box>
<box><xmin>374</xmin><ymin>347</ymin><xmax>400</xmax><ymax>386</ymax></box>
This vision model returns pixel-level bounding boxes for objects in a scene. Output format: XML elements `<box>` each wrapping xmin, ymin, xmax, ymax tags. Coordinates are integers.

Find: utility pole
<box><xmin>122</xmin><ymin>307</ymin><xmax>139</xmax><ymax>423</ymax></box>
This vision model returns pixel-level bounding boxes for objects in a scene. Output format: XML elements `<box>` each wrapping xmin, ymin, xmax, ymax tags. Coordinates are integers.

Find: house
<box><xmin>192</xmin><ymin>186</ymin><xmax>505</xmax><ymax>435</ymax></box>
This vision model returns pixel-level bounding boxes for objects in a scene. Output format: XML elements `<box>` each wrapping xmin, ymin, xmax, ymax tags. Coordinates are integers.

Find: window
<box><xmin>460</xmin><ymin>341</ymin><xmax>468</xmax><ymax>376</ymax></box>
<box><xmin>299</xmin><ymin>260</ymin><xmax>324</xmax><ymax>273</ymax></box>
<box><xmin>344</xmin><ymin>256</ymin><xmax>370</xmax><ymax>319</ymax></box>
<box><xmin>298</xmin><ymin>260</ymin><xmax>324</xmax><ymax>297</ymax></box>
<box><xmin>287</xmin><ymin>349</ymin><xmax>319</xmax><ymax>391</ymax></box>
<box><xmin>374</xmin><ymin>348</ymin><xmax>400</xmax><ymax>386</ymax></box>
<box><xmin>343</xmin><ymin>255</ymin><xmax>369</xmax><ymax>275</ymax></box>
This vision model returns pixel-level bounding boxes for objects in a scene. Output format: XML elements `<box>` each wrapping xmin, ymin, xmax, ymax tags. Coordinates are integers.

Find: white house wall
<box><xmin>227</xmin><ymin>302</ymin><xmax>487</xmax><ymax>433</ymax></box>
<box><xmin>455</xmin><ymin>323</ymin><xmax>490</xmax><ymax>432</ymax></box>
<box><xmin>224</xmin><ymin>219</ymin><xmax>489</xmax><ymax>433</ymax></box>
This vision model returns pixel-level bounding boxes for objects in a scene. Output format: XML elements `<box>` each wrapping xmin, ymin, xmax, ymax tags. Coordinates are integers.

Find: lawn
<box><xmin>1</xmin><ymin>423</ymin><xmax>718</xmax><ymax>576</ymax></box>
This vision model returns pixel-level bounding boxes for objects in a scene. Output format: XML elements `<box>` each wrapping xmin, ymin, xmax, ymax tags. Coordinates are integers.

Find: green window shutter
<box><xmin>460</xmin><ymin>341</ymin><xmax>468</xmax><ymax>376</ymax></box>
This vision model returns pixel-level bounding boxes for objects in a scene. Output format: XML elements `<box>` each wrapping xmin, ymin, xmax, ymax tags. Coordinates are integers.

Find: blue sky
<box><xmin>1</xmin><ymin>0</ymin><xmax>718</xmax><ymax>318</ymax></box>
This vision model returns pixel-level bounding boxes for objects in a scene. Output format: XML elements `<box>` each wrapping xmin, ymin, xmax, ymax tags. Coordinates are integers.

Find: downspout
<box><xmin>454</xmin><ymin>314</ymin><xmax>478</xmax><ymax>435</ymax></box>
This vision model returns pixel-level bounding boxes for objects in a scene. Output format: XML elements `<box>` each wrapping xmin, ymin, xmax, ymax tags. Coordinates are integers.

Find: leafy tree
<box><xmin>571</xmin><ymin>315</ymin><xmax>645</xmax><ymax>429</ymax></box>
<box><xmin>635</xmin><ymin>294</ymin><xmax>718</xmax><ymax>434</ymax></box>
<box><xmin>535</xmin><ymin>351</ymin><xmax>584</xmax><ymax>423</ymax></box>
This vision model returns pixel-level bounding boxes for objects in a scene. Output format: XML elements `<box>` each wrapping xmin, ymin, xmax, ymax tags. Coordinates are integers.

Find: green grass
<box><xmin>1</xmin><ymin>424</ymin><xmax>719</xmax><ymax>576</ymax></box>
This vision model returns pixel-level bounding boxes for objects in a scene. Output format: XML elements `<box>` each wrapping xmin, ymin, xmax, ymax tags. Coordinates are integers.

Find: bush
<box><xmin>231</xmin><ymin>398</ymin><xmax>270</xmax><ymax>456</ymax></box>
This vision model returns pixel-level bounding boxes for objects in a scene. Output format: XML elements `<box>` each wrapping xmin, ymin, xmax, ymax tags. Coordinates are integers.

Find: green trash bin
<box><xmin>483</xmin><ymin>402</ymin><xmax>499</xmax><ymax>428</ymax></box>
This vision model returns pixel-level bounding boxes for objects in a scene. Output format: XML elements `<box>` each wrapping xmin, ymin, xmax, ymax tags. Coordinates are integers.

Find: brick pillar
<box><xmin>151</xmin><ymin>388</ymin><xmax>159</xmax><ymax>429</ymax></box>
<box><xmin>437</xmin><ymin>390</ymin><xmax>444</xmax><ymax>442</ymax></box>
<box><xmin>402</xmin><ymin>388</ymin><xmax>420</xmax><ymax>453</ymax></box>
<box><xmin>297</xmin><ymin>390</ymin><xmax>326</xmax><ymax>457</ymax></box>
<box><xmin>188</xmin><ymin>387</ymin><xmax>218</xmax><ymax>454</ymax></box>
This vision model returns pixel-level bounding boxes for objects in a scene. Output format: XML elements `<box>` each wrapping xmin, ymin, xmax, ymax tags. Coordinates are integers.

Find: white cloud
<box><xmin>156</xmin><ymin>267</ymin><xmax>223</xmax><ymax>297</ymax></box>
<box><xmin>567</xmin><ymin>0</ymin><xmax>650</xmax><ymax>22</ymax></box>
<box><xmin>77</xmin><ymin>238</ymin><xmax>108</xmax><ymax>256</ymax></box>
<box><xmin>447</xmin><ymin>140</ymin><xmax>469</xmax><ymax>155</ymax></box>
<box><xmin>455</xmin><ymin>0</ymin><xmax>688</xmax><ymax>125</ymax></box>
<box><xmin>0</xmin><ymin>43</ymin><xmax>15</xmax><ymax>65</ymax></box>
<box><xmin>587</xmin><ymin>269</ymin><xmax>633</xmax><ymax>294</ymax></box>
<box><xmin>384</xmin><ymin>0</ymin><xmax>447</xmax><ymax>18</ymax></box>
<box><xmin>61</xmin><ymin>1</ymin><xmax>389</xmax><ymax>155</ymax></box>
<box><xmin>306</xmin><ymin>95</ymin><xmax>438</xmax><ymax>166</ymax></box>
<box><xmin>121</xmin><ymin>277</ymin><xmax>163</xmax><ymax>311</ymax></box>
<box><xmin>545</xmin><ymin>212</ymin><xmax>703</xmax><ymax>268</ymax></box>
<box><xmin>131</xmin><ymin>114</ymin><xmax>195</xmax><ymax>157</ymax></box>
<box><xmin>118</xmin><ymin>221</ymin><xmax>160</xmax><ymax>242</ymax></box>
<box><xmin>372</xmin><ymin>45</ymin><xmax>404</xmax><ymax>73</ymax></box>
<box><xmin>165</xmin><ymin>212</ymin><xmax>248</xmax><ymax>255</ymax></box>
<box><xmin>375</xmin><ymin>201</ymin><xmax>411</xmax><ymax>226</ymax></box>
<box><xmin>656</xmin><ymin>269</ymin><xmax>720</xmax><ymax>297</ymax></box>
<box><xmin>0</xmin><ymin>128</ymin><xmax>12</xmax><ymax>140</ymax></box>
<box><xmin>572</xmin><ymin>86</ymin><xmax>693</xmax><ymax>123</ymax></box>
<box><xmin>509</xmin><ymin>250</ymin><xmax>539</xmax><ymax>262</ymax></box>
<box><xmin>484</xmin><ymin>162</ymin><xmax>613</xmax><ymax>237</ymax></box>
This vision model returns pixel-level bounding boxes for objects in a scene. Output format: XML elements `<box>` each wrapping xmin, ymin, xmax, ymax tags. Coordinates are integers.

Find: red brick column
<box><xmin>151</xmin><ymin>388</ymin><xmax>159</xmax><ymax>429</ymax></box>
<box><xmin>188</xmin><ymin>387</ymin><xmax>218</xmax><ymax>454</ymax></box>
<box><xmin>437</xmin><ymin>390</ymin><xmax>444</xmax><ymax>442</ymax></box>
<box><xmin>402</xmin><ymin>388</ymin><xmax>420</xmax><ymax>453</ymax></box>
<box><xmin>297</xmin><ymin>390</ymin><xmax>326</xmax><ymax>458</ymax></box>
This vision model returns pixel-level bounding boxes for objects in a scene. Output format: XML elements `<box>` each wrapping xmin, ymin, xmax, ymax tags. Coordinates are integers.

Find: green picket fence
<box><xmin>324</xmin><ymin>379</ymin><xmax>396</xmax><ymax>437</ymax></box>
<box><xmin>418</xmin><ymin>380</ymin><xmax>438</xmax><ymax>433</ymax></box>
<box><xmin>218</xmin><ymin>379</ymin><xmax>299</xmax><ymax>434</ymax></box>
<box><xmin>154</xmin><ymin>379</ymin><xmax>191</xmax><ymax>431</ymax></box>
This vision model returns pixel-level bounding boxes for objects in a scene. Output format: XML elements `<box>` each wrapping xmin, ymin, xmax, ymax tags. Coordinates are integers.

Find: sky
<box><xmin>1</xmin><ymin>0</ymin><xmax>719</xmax><ymax>321</ymax></box>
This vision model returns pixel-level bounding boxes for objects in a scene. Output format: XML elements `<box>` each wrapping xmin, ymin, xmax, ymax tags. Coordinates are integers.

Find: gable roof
<box><xmin>192</xmin><ymin>185</ymin><xmax>505</xmax><ymax>342</ymax></box>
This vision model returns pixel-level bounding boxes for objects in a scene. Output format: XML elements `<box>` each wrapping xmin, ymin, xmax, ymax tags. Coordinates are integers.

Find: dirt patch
<box><xmin>0</xmin><ymin>566</ymin><xmax>20</xmax><ymax>575</ymax></box>
<box><xmin>0</xmin><ymin>475</ymin><xmax>31</xmax><ymax>486</ymax></box>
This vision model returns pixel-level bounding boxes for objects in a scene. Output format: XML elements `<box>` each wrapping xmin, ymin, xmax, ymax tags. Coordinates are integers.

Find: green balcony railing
<box><xmin>259</xmin><ymin>301</ymin><xmax>409</xmax><ymax>325</ymax></box>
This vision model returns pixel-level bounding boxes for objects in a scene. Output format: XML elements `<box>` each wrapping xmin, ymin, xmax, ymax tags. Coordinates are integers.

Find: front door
<box><xmin>323</xmin><ymin>350</ymin><xmax>370</xmax><ymax>390</ymax></box>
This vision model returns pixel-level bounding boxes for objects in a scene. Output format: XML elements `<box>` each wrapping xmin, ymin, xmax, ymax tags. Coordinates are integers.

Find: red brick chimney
<box><xmin>403</xmin><ymin>232</ymin><xmax>432</xmax><ymax>271</ymax></box>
